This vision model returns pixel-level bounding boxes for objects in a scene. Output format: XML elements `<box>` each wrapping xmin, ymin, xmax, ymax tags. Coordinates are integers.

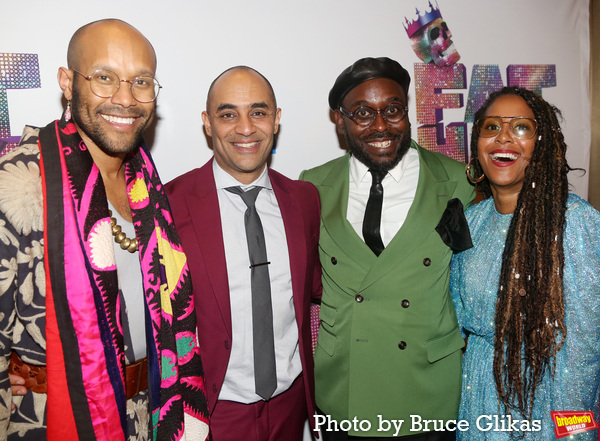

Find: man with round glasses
<box><xmin>71</xmin><ymin>68</ymin><xmax>162</xmax><ymax>104</ymax></box>
<box><xmin>301</xmin><ymin>57</ymin><xmax>475</xmax><ymax>440</ymax></box>
<box><xmin>0</xmin><ymin>19</ymin><xmax>209</xmax><ymax>440</ymax></box>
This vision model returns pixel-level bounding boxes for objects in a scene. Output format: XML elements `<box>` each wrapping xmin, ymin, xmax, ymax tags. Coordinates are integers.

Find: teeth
<box><xmin>234</xmin><ymin>142</ymin><xmax>259</xmax><ymax>148</ymax></box>
<box><xmin>367</xmin><ymin>140</ymin><xmax>392</xmax><ymax>148</ymax></box>
<box><xmin>491</xmin><ymin>152</ymin><xmax>519</xmax><ymax>162</ymax></box>
<box><xmin>101</xmin><ymin>114</ymin><xmax>136</xmax><ymax>124</ymax></box>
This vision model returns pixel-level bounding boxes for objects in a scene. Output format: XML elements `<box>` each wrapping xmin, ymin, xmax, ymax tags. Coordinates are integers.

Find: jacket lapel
<box><xmin>360</xmin><ymin>145</ymin><xmax>457</xmax><ymax>288</ymax></box>
<box><xmin>186</xmin><ymin>160</ymin><xmax>233</xmax><ymax>336</ymax></box>
<box><xmin>318</xmin><ymin>154</ymin><xmax>377</xmax><ymax>264</ymax></box>
<box><xmin>270</xmin><ymin>170</ymin><xmax>308</xmax><ymax>329</ymax></box>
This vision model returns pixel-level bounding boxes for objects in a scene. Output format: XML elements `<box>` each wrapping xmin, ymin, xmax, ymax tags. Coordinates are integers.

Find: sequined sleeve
<box><xmin>554</xmin><ymin>194</ymin><xmax>600</xmax><ymax>419</ymax></box>
<box><xmin>450</xmin><ymin>251</ymin><xmax>467</xmax><ymax>338</ymax></box>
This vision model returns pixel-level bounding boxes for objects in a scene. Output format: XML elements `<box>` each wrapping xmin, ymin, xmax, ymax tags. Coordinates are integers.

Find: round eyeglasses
<box><xmin>339</xmin><ymin>103</ymin><xmax>408</xmax><ymax>127</ymax></box>
<box><xmin>475</xmin><ymin>116</ymin><xmax>538</xmax><ymax>140</ymax></box>
<box><xmin>72</xmin><ymin>68</ymin><xmax>162</xmax><ymax>103</ymax></box>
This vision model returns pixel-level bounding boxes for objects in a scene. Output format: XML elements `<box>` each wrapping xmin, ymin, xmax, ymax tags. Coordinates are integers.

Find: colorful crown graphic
<box><xmin>403</xmin><ymin>1</ymin><xmax>443</xmax><ymax>37</ymax></box>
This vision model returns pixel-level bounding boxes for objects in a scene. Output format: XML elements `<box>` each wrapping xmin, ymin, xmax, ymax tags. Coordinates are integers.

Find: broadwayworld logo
<box><xmin>550</xmin><ymin>411</ymin><xmax>598</xmax><ymax>438</ymax></box>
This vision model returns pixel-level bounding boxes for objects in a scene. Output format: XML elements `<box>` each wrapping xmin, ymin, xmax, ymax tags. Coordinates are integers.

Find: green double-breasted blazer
<box><xmin>300</xmin><ymin>142</ymin><xmax>475</xmax><ymax>437</ymax></box>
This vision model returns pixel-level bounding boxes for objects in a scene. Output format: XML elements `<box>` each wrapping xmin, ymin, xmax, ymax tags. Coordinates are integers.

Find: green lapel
<box><xmin>315</xmin><ymin>144</ymin><xmax>459</xmax><ymax>287</ymax></box>
<box><xmin>359</xmin><ymin>143</ymin><xmax>458</xmax><ymax>288</ymax></box>
<box><xmin>318</xmin><ymin>154</ymin><xmax>377</xmax><ymax>264</ymax></box>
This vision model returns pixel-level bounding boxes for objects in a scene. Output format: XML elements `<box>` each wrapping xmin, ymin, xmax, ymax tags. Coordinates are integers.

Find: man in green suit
<box><xmin>300</xmin><ymin>57</ymin><xmax>475</xmax><ymax>440</ymax></box>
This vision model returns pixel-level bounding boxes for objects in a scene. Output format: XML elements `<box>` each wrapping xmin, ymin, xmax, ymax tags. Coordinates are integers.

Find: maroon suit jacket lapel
<box><xmin>269</xmin><ymin>169</ymin><xmax>318</xmax><ymax>428</ymax></box>
<box><xmin>186</xmin><ymin>160</ymin><xmax>233</xmax><ymax>337</ymax></box>
<box><xmin>269</xmin><ymin>169</ymin><xmax>308</xmax><ymax>331</ymax></box>
<box><xmin>184</xmin><ymin>164</ymin><xmax>309</xmax><ymax>338</ymax></box>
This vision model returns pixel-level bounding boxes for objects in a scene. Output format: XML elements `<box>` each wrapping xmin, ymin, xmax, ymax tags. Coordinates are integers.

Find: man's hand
<box><xmin>9</xmin><ymin>373</ymin><xmax>27</xmax><ymax>411</ymax></box>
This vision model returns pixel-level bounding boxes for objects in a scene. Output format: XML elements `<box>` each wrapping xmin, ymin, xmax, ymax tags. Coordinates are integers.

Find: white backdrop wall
<box><xmin>1</xmin><ymin>0</ymin><xmax>591</xmax><ymax>197</ymax></box>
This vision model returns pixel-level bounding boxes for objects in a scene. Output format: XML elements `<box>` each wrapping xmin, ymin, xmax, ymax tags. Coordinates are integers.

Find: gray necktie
<box><xmin>226</xmin><ymin>186</ymin><xmax>277</xmax><ymax>400</ymax></box>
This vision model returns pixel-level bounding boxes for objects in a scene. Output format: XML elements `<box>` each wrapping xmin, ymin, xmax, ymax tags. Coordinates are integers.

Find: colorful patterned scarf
<box><xmin>38</xmin><ymin>115</ymin><xmax>209</xmax><ymax>440</ymax></box>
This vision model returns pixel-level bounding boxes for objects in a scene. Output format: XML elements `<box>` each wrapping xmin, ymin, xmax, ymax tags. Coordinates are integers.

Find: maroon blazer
<box><xmin>165</xmin><ymin>159</ymin><xmax>321</xmax><ymax>427</ymax></box>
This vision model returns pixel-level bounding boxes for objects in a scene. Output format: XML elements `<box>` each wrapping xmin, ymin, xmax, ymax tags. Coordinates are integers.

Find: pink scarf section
<box><xmin>42</xmin><ymin>119</ymin><xmax>209</xmax><ymax>440</ymax></box>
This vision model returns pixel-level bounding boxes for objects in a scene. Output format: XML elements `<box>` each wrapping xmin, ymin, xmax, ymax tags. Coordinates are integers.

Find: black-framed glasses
<box><xmin>475</xmin><ymin>116</ymin><xmax>538</xmax><ymax>140</ymax></box>
<box><xmin>72</xmin><ymin>68</ymin><xmax>162</xmax><ymax>103</ymax></box>
<box><xmin>339</xmin><ymin>103</ymin><xmax>408</xmax><ymax>127</ymax></box>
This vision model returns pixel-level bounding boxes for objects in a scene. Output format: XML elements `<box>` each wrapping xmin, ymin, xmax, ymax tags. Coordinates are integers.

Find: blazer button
<box><xmin>355</xmin><ymin>294</ymin><xmax>364</xmax><ymax>303</ymax></box>
<box><xmin>401</xmin><ymin>299</ymin><xmax>410</xmax><ymax>308</ymax></box>
<box><xmin>398</xmin><ymin>341</ymin><xmax>407</xmax><ymax>350</ymax></box>
<box><xmin>212</xmin><ymin>383</ymin><xmax>218</xmax><ymax>393</ymax></box>
<box><xmin>224</xmin><ymin>340</ymin><xmax>231</xmax><ymax>350</ymax></box>
<box><xmin>423</xmin><ymin>257</ymin><xmax>431</xmax><ymax>267</ymax></box>
<box><xmin>331</xmin><ymin>257</ymin><xmax>337</xmax><ymax>265</ymax></box>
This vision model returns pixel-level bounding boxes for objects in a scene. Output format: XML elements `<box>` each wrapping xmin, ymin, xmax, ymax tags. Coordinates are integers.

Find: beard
<box><xmin>70</xmin><ymin>84</ymin><xmax>154</xmax><ymax>155</ymax></box>
<box><xmin>345</xmin><ymin>124</ymin><xmax>412</xmax><ymax>172</ymax></box>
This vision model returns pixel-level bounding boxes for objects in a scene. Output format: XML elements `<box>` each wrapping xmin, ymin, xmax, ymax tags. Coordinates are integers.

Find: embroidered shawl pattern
<box><xmin>38</xmin><ymin>116</ymin><xmax>209</xmax><ymax>440</ymax></box>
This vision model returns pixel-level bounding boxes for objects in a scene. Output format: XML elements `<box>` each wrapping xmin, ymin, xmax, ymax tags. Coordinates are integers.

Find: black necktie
<box><xmin>362</xmin><ymin>169</ymin><xmax>386</xmax><ymax>256</ymax></box>
<box><xmin>226</xmin><ymin>186</ymin><xmax>277</xmax><ymax>400</ymax></box>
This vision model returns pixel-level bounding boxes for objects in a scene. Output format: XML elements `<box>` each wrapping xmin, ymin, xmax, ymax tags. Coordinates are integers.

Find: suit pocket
<box><xmin>425</xmin><ymin>327</ymin><xmax>465</xmax><ymax>363</ymax></box>
<box><xmin>317</xmin><ymin>302</ymin><xmax>337</xmax><ymax>356</ymax></box>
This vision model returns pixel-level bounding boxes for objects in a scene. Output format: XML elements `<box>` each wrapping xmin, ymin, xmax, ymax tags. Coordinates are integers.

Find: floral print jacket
<box><xmin>0</xmin><ymin>127</ymin><xmax>148</xmax><ymax>441</ymax></box>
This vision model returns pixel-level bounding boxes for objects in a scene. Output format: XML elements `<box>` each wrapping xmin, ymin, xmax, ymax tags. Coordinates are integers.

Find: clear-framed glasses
<box><xmin>475</xmin><ymin>116</ymin><xmax>538</xmax><ymax>140</ymax></box>
<box><xmin>339</xmin><ymin>103</ymin><xmax>408</xmax><ymax>127</ymax></box>
<box><xmin>72</xmin><ymin>68</ymin><xmax>162</xmax><ymax>103</ymax></box>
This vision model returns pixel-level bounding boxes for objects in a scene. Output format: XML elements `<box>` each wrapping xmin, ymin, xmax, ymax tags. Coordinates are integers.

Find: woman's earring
<box><xmin>65</xmin><ymin>101</ymin><xmax>72</xmax><ymax>122</ymax></box>
<box><xmin>466</xmin><ymin>158</ymin><xmax>485</xmax><ymax>184</ymax></box>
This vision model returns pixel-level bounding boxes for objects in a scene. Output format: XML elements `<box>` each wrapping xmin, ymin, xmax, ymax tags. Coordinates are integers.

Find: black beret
<box><xmin>328</xmin><ymin>57</ymin><xmax>411</xmax><ymax>110</ymax></box>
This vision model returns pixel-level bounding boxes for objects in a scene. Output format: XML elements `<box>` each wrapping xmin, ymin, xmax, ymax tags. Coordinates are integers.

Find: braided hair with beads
<box><xmin>469</xmin><ymin>86</ymin><xmax>580</xmax><ymax>419</ymax></box>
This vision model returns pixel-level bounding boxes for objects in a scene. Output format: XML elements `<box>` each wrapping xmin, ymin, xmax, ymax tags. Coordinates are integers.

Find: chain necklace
<box><xmin>109</xmin><ymin>209</ymin><xmax>138</xmax><ymax>253</ymax></box>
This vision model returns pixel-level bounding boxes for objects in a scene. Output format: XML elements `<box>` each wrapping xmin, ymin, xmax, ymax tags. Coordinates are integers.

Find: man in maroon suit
<box><xmin>166</xmin><ymin>66</ymin><xmax>321</xmax><ymax>441</ymax></box>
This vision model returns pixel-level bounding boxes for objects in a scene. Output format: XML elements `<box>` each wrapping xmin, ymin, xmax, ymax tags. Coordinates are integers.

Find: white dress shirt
<box><xmin>213</xmin><ymin>161</ymin><xmax>301</xmax><ymax>403</ymax></box>
<box><xmin>347</xmin><ymin>147</ymin><xmax>420</xmax><ymax>246</ymax></box>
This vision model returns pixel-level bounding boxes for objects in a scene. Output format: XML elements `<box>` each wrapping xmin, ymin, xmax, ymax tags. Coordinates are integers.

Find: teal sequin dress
<box><xmin>450</xmin><ymin>194</ymin><xmax>600</xmax><ymax>440</ymax></box>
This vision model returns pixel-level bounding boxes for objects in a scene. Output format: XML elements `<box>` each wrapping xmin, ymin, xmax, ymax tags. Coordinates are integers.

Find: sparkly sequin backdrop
<box><xmin>403</xmin><ymin>0</ymin><xmax>559</xmax><ymax>163</ymax></box>
<box><xmin>414</xmin><ymin>63</ymin><xmax>557</xmax><ymax>162</ymax></box>
<box><xmin>0</xmin><ymin>1</ymin><xmax>586</xmax><ymax>197</ymax></box>
<box><xmin>0</xmin><ymin>53</ymin><xmax>41</xmax><ymax>156</ymax></box>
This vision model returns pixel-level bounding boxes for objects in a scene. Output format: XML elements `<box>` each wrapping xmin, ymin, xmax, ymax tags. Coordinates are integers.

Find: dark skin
<box><xmin>476</xmin><ymin>95</ymin><xmax>537</xmax><ymax>214</ymax></box>
<box><xmin>334</xmin><ymin>77</ymin><xmax>412</xmax><ymax>172</ymax></box>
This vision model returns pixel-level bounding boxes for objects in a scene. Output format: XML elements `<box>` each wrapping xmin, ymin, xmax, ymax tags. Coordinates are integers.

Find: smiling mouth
<box><xmin>101</xmin><ymin>114</ymin><xmax>137</xmax><ymax>125</ymax></box>
<box><xmin>233</xmin><ymin>141</ymin><xmax>260</xmax><ymax>148</ymax></box>
<box><xmin>367</xmin><ymin>140</ymin><xmax>392</xmax><ymax>148</ymax></box>
<box><xmin>490</xmin><ymin>152</ymin><xmax>519</xmax><ymax>162</ymax></box>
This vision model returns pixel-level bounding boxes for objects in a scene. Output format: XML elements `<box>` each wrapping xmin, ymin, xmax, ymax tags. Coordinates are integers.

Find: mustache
<box><xmin>360</xmin><ymin>132</ymin><xmax>398</xmax><ymax>141</ymax></box>
<box><xmin>96</xmin><ymin>106</ymin><xmax>146</xmax><ymax>118</ymax></box>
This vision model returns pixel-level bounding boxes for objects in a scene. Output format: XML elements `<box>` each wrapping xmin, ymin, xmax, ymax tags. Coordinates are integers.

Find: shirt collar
<box><xmin>213</xmin><ymin>160</ymin><xmax>273</xmax><ymax>191</ymax></box>
<box><xmin>349</xmin><ymin>145</ymin><xmax>417</xmax><ymax>187</ymax></box>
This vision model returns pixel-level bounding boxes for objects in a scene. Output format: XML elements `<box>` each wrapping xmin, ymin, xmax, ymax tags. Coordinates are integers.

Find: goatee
<box><xmin>70</xmin><ymin>87</ymin><xmax>153</xmax><ymax>155</ymax></box>
<box><xmin>346</xmin><ymin>125</ymin><xmax>412</xmax><ymax>172</ymax></box>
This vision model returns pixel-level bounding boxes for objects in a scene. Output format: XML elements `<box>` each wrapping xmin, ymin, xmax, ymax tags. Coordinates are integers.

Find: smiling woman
<box><xmin>451</xmin><ymin>86</ymin><xmax>600</xmax><ymax>440</ymax></box>
<box><xmin>472</xmin><ymin>94</ymin><xmax>538</xmax><ymax>213</ymax></box>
